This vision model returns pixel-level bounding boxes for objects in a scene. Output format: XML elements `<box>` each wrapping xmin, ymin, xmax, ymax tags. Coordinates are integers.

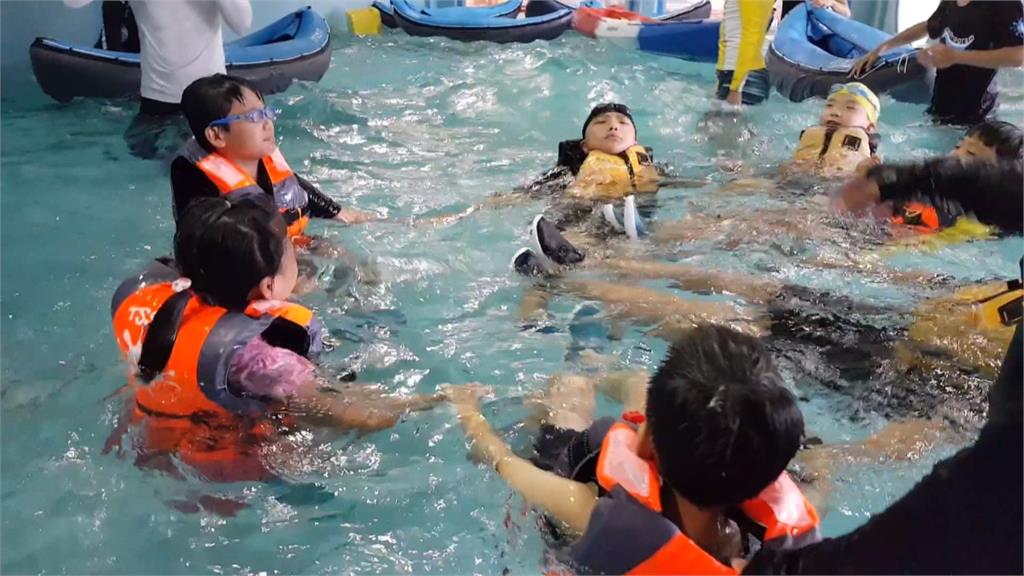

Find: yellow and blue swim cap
<box><xmin>828</xmin><ymin>82</ymin><xmax>880</xmax><ymax>125</ymax></box>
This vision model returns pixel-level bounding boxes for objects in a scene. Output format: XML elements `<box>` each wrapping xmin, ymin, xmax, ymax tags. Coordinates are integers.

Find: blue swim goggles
<box><xmin>208</xmin><ymin>107</ymin><xmax>280</xmax><ymax>128</ymax></box>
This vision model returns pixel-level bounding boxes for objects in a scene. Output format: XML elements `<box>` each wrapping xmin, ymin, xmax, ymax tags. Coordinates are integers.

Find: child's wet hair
<box><xmin>966</xmin><ymin>120</ymin><xmax>1023</xmax><ymax>159</ymax></box>
<box><xmin>181</xmin><ymin>73</ymin><xmax>265</xmax><ymax>150</ymax></box>
<box><xmin>646</xmin><ymin>324</ymin><xmax>804</xmax><ymax>508</ymax></box>
<box><xmin>174</xmin><ymin>196</ymin><xmax>287</xmax><ymax>310</ymax></box>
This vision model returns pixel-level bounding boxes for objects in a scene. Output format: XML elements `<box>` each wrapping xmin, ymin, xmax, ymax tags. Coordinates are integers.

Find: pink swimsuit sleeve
<box><xmin>228</xmin><ymin>337</ymin><xmax>316</xmax><ymax>400</ymax></box>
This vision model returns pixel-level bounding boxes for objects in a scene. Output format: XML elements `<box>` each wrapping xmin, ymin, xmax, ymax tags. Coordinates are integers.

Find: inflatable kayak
<box><xmin>30</xmin><ymin>7</ymin><xmax>332</xmax><ymax>103</ymax></box>
<box><xmin>766</xmin><ymin>4</ymin><xmax>932</xmax><ymax>104</ymax></box>
<box><xmin>373</xmin><ymin>0</ymin><xmax>399</xmax><ymax>28</ymax></box>
<box><xmin>389</xmin><ymin>0</ymin><xmax>573</xmax><ymax>43</ymax></box>
<box><xmin>572</xmin><ymin>0</ymin><xmax>710</xmax><ymax>39</ymax></box>
<box><xmin>572</xmin><ymin>1</ymin><xmax>717</xmax><ymax>62</ymax></box>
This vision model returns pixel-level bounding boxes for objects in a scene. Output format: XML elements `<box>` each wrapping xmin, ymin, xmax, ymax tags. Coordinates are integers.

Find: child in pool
<box><xmin>444</xmin><ymin>325</ymin><xmax>820</xmax><ymax>574</ymax></box>
<box><xmin>108</xmin><ymin>196</ymin><xmax>443</xmax><ymax>483</ymax></box>
<box><xmin>782</xmin><ymin>82</ymin><xmax>882</xmax><ymax>179</ymax></box>
<box><xmin>443</xmin><ymin>325</ymin><xmax>948</xmax><ymax>573</ymax></box>
<box><xmin>505</xmin><ymin>104</ymin><xmax>667</xmax><ymax>274</ymax></box>
<box><xmin>172</xmin><ymin>74</ymin><xmax>377</xmax><ymax>239</ymax></box>
<box><xmin>545</xmin><ymin>103</ymin><xmax>661</xmax><ymax>200</ymax></box>
<box><xmin>514</xmin><ymin>228</ymin><xmax>1018</xmax><ymax>425</ymax></box>
<box><xmin>654</xmin><ymin>119</ymin><xmax>1019</xmax><ymax>250</ymax></box>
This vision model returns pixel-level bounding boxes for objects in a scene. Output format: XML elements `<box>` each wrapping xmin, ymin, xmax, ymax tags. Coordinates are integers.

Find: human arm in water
<box><xmin>284</xmin><ymin>383</ymin><xmax>444</xmax><ymax>433</ymax></box>
<box><xmin>295</xmin><ymin>174</ymin><xmax>378</xmax><ymax>224</ymax></box>
<box><xmin>229</xmin><ymin>338</ymin><xmax>442</xmax><ymax>433</ymax></box>
<box><xmin>838</xmin><ymin>157</ymin><xmax>1024</xmax><ymax>234</ymax></box>
<box><xmin>742</xmin><ymin>324</ymin><xmax>1023</xmax><ymax>575</ymax></box>
<box><xmin>443</xmin><ymin>384</ymin><xmax>599</xmax><ymax>535</ymax></box>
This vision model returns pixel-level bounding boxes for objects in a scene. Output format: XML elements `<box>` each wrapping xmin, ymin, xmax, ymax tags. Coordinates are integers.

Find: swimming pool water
<box><xmin>2</xmin><ymin>31</ymin><xmax>1022</xmax><ymax>574</ymax></box>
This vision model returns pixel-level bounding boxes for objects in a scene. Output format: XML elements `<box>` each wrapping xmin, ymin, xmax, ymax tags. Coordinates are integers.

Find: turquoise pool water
<box><xmin>2</xmin><ymin>31</ymin><xmax>1023</xmax><ymax>574</ymax></box>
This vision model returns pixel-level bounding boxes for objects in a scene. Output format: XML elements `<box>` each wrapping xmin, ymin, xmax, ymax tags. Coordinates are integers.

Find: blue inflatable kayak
<box><xmin>373</xmin><ymin>0</ymin><xmax>400</xmax><ymax>28</ymax></box>
<box><xmin>571</xmin><ymin>1</ymin><xmax>715</xmax><ymax>63</ymax></box>
<box><xmin>30</xmin><ymin>7</ymin><xmax>332</xmax><ymax>103</ymax></box>
<box><xmin>635</xmin><ymin>17</ymin><xmax>718</xmax><ymax>62</ymax></box>
<box><xmin>387</xmin><ymin>0</ymin><xmax>573</xmax><ymax>43</ymax></box>
<box><xmin>766</xmin><ymin>3</ymin><xmax>932</xmax><ymax>104</ymax></box>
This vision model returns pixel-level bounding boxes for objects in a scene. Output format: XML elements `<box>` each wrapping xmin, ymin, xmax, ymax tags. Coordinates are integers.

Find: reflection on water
<box><xmin>1</xmin><ymin>32</ymin><xmax>1022</xmax><ymax>573</ymax></box>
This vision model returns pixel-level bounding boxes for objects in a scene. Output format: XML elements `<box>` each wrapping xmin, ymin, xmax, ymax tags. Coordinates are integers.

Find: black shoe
<box><xmin>512</xmin><ymin>248</ymin><xmax>551</xmax><ymax>276</ymax></box>
<box><xmin>530</xmin><ymin>215</ymin><xmax>584</xmax><ymax>266</ymax></box>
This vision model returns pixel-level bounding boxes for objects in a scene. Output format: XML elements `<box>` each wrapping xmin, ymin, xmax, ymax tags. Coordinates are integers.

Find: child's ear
<box><xmin>867</xmin><ymin>122</ymin><xmax>877</xmax><ymax>134</ymax></box>
<box><xmin>249</xmin><ymin>276</ymin><xmax>275</xmax><ymax>302</ymax></box>
<box><xmin>204</xmin><ymin>126</ymin><xmax>228</xmax><ymax>150</ymax></box>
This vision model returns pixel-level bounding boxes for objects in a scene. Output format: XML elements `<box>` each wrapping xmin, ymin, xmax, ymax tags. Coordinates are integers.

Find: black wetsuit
<box><xmin>170</xmin><ymin>156</ymin><xmax>343</xmax><ymax>222</ymax></box>
<box><xmin>762</xmin><ymin>284</ymin><xmax>998</xmax><ymax>423</ymax></box>
<box><xmin>867</xmin><ymin>157</ymin><xmax>1023</xmax><ymax>235</ymax></box>
<box><xmin>744</xmin><ymin>323</ymin><xmax>1023</xmax><ymax>575</ymax></box>
<box><xmin>767</xmin><ymin>158</ymin><xmax>1022</xmax><ymax>420</ymax></box>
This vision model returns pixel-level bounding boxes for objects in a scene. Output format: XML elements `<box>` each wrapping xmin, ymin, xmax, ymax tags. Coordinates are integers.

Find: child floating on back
<box><xmin>785</xmin><ymin>82</ymin><xmax>881</xmax><ymax>179</ymax></box>
<box><xmin>549</xmin><ymin>103</ymin><xmax>661</xmax><ymax>200</ymax></box>
<box><xmin>511</xmin><ymin>103</ymin><xmax>664</xmax><ymax>274</ymax></box>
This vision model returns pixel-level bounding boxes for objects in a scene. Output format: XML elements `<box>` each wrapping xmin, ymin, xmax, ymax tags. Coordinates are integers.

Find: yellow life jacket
<box><xmin>958</xmin><ymin>280</ymin><xmax>1024</xmax><ymax>331</ymax></box>
<box><xmin>905</xmin><ymin>279</ymin><xmax>1021</xmax><ymax>376</ymax></box>
<box><xmin>572</xmin><ymin>145</ymin><xmax>660</xmax><ymax>198</ymax></box>
<box><xmin>792</xmin><ymin>125</ymin><xmax>875</xmax><ymax>178</ymax></box>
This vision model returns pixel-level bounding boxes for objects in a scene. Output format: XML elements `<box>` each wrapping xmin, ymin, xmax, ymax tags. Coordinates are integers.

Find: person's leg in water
<box><xmin>124</xmin><ymin>98</ymin><xmax>190</xmax><ymax>161</ymax></box>
<box><xmin>518</xmin><ymin>273</ymin><xmax>768</xmax><ymax>339</ymax></box>
<box><xmin>792</xmin><ymin>417</ymin><xmax>951</xmax><ymax>517</ymax></box>
<box><xmin>527</xmin><ymin>370</ymin><xmax>649</xmax><ymax>480</ymax></box>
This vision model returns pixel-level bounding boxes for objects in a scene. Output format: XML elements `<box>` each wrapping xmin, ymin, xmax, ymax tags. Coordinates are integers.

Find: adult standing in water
<box><xmin>63</xmin><ymin>0</ymin><xmax>253</xmax><ymax>158</ymax></box>
<box><xmin>716</xmin><ymin>0</ymin><xmax>775</xmax><ymax>107</ymax></box>
<box><xmin>850</xmin><ymin>0</ymin><xmax>1024</xmax><ymax>125</ymax></box>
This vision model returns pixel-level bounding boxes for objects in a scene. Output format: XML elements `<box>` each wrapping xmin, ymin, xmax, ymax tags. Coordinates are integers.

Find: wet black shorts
<box><xmin>716</xmin><ymin>68</ymin><xmax>770</xmax><ymax>105</ymax></box>
<box><xmin>531</xmin><ymin>423</ymin><xmax>601</xmax><ymax>483</ymax></box>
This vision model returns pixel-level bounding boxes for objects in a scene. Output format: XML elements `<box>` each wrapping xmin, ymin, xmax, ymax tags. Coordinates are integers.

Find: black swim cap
<box><xmin>582</xmin><ymin>103</ymin><xmax>635</xmax><ymax>137</ymax></box>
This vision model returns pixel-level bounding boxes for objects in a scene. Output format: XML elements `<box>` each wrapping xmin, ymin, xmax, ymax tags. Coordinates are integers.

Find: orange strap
<box><xmin>596</xmin><ymin>423</ymin><xmax>662</xmax><ymax>512</ymax></box>
<box><xmin>286</xmin><ymin>214</ymin><xmax>310</xmax><ymax>239</ymax></box>
<box><xmin>264</xmin><ymin>147</ymin><xmax>295</xmax><ymax>184</ymax></box>
<box><xmin>627</xmin><ymin>534</ymin><xmax>737</xmax><ymax>575</ymax></box>
<box><xmin>195</xmin><ymin>153</ymin><xmax>257</xmax><ymax>193</ymax></box>
<box><xmin>244</xmin><ymin>300</ymin><xmax>314</xmax><ymax>327</ymax></box>
<box><xmin>891</xmin><ymin>202</ymin><xmax>940</xmax><ymax>233</ymax></box>
<box><xmin>739</xmin><ymin>472</ymin><xmax>820</xmax><ymax>540</ymax></box>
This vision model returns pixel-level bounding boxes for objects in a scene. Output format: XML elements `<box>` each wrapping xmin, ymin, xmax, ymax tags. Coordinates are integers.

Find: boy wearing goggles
<box><xmin>171</xmin><ymin>74</ymin><xmax>374</xmax><ymax>228</ymax></box>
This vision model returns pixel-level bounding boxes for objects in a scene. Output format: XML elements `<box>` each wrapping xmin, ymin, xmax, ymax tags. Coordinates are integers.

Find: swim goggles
<box><xmin>208</xmin><ymin>107</ymin><xmax>280</xmax><ymax>128</ymax></box>
<box><xmin>827</xmin><ymin>83</ymin><xmax>879</xmax><ymax>124</ymax></box>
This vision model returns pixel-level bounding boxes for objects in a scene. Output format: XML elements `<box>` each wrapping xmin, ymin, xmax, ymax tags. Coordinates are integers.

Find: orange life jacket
<box><xmin>891</xmin><ymin>201</ymin><xmax>942</xmax><ymax>233</ymax></box>
<box><xmin>110</xmin><ymin>259</ymin><xmax>323</xmax><ymax>482</ymax></box>
<box><xmin>573</xmin><ymin>421</ymin><xmax>820</xmax><ymax>575</ymax></box>
<box><xmin>180</xmin><ymin>138</ymin><xmax>310</xmax><ymax>239</ymax></box>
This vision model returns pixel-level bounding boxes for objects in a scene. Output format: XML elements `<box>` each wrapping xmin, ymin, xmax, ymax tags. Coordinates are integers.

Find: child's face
<box><xmin>582</xmin><ymin>112</ymin><xmax>637</xmax><ymax>155</ymax></box>
<box><xmin>206</xmin><ymin>87</ymin><xmax>277</xmax><ymax>161</ymax></box>
<box><xmin>951</xmin><ymin>135</ymin><xmax>998</xmax><ymax>163</ymax></box>
<box><xmin>820</xmin><ymin>94</ymin><xmax>873</xmax><ymax>131</ymax></box>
